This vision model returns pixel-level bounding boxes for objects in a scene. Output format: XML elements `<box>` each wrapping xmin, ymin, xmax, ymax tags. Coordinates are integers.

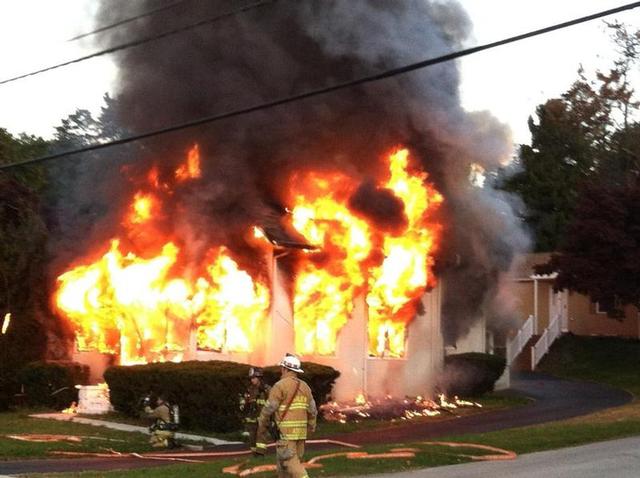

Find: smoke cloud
<box><xmin>51</xmin><ymin>0</ymin><xmax>528</xmax><ymax>345</ymax></box>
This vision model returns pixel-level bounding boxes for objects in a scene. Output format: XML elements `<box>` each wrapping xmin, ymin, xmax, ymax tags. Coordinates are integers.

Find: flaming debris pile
<box><xmin>321</xmin><ymin>393</ymin><xmax>481</xmax><ymax>423</ymax></box>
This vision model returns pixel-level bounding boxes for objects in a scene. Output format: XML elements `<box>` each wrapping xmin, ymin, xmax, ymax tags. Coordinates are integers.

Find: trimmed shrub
<box><xmin>440</xmin><ymin>352</ymin><xmax>506</xmax><ymax>397</ymax></box>
<box><xmin>105</xmin><ymin>360</ymin><xmax>251</xmax><ymax>432</ymax></box>
<box><xmin>0</xmin><ymin>367</ymin><xmax>15</xmax><ymax>411</ymax></box>
<box><xmin>18</xmin><ymin>361</ymin><xmax>90</xmax><ymax>409</ymax></box>
<box><xmin>105</xmin><ymin>360</ymin><xmax>340</xmax><ymax>433</ymax></box>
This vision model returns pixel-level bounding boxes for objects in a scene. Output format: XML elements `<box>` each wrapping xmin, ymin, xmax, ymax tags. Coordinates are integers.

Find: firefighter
<box><xmin>240</xmin><ymin>367</ymin><xmax>271</xmax><ymax>455</ymax></box>
<box><xmin>257</xmin><ymin>354</ymin><xmax>317</xmax><ymax>478</ymax></box>
<box><xmin>144</xmin><ymin>393</ymin><xmax>178</xmax><ymax>448</ymax></box>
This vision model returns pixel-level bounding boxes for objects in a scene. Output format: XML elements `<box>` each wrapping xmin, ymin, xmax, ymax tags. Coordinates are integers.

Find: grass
<box><xmin>17</xmin><ymin>336</ymin><xmax>640</xmax><ymax>477</ymax></box>
<box><xmin>537</xmin><ymin>334</ymin><xmax>640</xmax><ymax>394</ymax></box>
<box><xmin>0</xmin><ymin>392</ymin><xmax>523</xmax><ymax>462</ymax></box>
<box><xmin>0</xmin><ymin>410</ymin><xmax>154</xmax><ymax>460</ymax></box>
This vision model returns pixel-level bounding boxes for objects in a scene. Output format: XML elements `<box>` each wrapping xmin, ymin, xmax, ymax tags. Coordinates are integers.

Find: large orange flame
<box><xmin>290</xmin><ymin>173</ymin><xmax>371</xmax><ymax>355</ymax></box>
<box><xmin>54</xmin><ymin>145</ymin><xmax>270</xmax><ymax>365</ymax></box>
<box><xmin>367</xmin><ymin>149</ymin><xmax>442</xmax><ymax>357</ymax></box>
<box><xmin>288</xmin><ymin>148</ymin><xmax>442</xmax><ymax>358</ymax></box>
<box><xmin>54</xmin><ymin>145</ymin><xmax>441</xmax><ymax>365</ymax></box>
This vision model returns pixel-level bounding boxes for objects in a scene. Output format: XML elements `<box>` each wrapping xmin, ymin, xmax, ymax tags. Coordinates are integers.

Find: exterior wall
<box><xmin>451</xmin><ymin>316</ymin><xmax>486</xmax><ymax>354</ymax></box>
<box><xmin>73</xmin><ymin>250</ymin><xmax>446</xmax><ymax>398</ymax></box>
<box><xmin>511</xmin><ymin>280</ymin><xmax>560</xmax><ymax>332</ymax></box>
<box><xmin>512</xmin><ymin>281</ymin><xmax>535</xmax><ymax>323</ymax></box>
<box><xmin>536</xmin><ymin>281</ymin><xmax>552</xmax><ymax>331</ymax></box>
<box><xmin>308</xmin><ymin>284</ymin><xmax>443</xmax><ymax>400</ymax></box>
<box><xmin>568</xmin><ymin>293</ymin><xmax>639</xmax><ymax>338</ymax></box>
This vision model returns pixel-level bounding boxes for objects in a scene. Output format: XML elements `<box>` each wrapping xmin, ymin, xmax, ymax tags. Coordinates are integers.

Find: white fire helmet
<box><xmin>280</xmin><ymin>353</ymin><xmax>304</xmax><ymax>373</ymax></box>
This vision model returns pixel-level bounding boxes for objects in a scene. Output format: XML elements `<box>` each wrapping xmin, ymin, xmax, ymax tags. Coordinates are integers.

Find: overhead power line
<box><xmin>2</xmin><ymin>1</ymin><xmax>639</xmax><ymax>171</ymax></box>
<box><xmin>68</xmin><ymin>0</ymin><xmax>194</xmax><ymax>42</ymax></box>
<box><xmin>0</xmin><ymin>0</ymin><xmax>277</xmax><ymax>86</ymax></box>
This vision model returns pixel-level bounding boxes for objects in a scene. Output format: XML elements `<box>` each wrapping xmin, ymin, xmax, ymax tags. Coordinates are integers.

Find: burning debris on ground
<box><xmin>320</xmin><ymin>392</ymin><xmax>481</xmax><ymax>423</ymax></box>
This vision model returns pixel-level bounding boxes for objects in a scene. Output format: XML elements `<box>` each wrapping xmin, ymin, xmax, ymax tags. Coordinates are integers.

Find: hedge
<box><xmin>0</xmin><ymin>367</ymin><xmax>15</xmax><ymax>411</ymax></box>
<box><xmin>439</xmin><ymin>352</ymin><xmax>506</xmax><ymax>397</ymax></box>
<box><xmin>104</xmin><ymin>360</ymin><xmax>340</xmax><ymax>433</ymax></box>
<box><xmin>18</xmin><ymin>361</ymin><xmax>90</xmax><ymax>409</ymax></box>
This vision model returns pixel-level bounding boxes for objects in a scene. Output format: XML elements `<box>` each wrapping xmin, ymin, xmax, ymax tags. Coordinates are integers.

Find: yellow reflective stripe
<box><xmin>280</xmin><ymin>420</ymin><xmax>308</xmax><ymax>426</ymax></box>
<box><xmin>255</xmin><ymin>443</ymin><xmax>267</xmax><ymax>449</ymax></box>
<box><xmin>281</xmin><ymin>431</ymin><xmax>307</xmax><ymax>439</ymax></box>
<box><xmin>280</xmin><ymin>404</ymin><xmax>308</xmax><ymax>411</ymax></box>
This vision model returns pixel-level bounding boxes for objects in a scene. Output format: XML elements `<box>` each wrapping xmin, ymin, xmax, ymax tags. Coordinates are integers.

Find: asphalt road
<box><xmin>362</xmin><ymin>435</ymin><xmax>640</xmax><ymax>478</ymax></box>
<box><xmin>332</xmin><ymin>372</ymin><xmax>632</xmax><ymax>444</ymax></box>
<box><xmin>0</xmin><ymin>373</ymin><xmax>632</xmax><ymax>475</ymax></box>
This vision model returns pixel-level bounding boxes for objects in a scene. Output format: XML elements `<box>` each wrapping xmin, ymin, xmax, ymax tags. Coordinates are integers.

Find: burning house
<box><xmin>48</xmin><ymin>1</ymin><xmax>526</xmax><ymax>402</ymax></box>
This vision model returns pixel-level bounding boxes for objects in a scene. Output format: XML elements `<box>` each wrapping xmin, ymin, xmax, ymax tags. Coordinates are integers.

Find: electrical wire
<box><xmin>67</xmin><ymin>0</ymin><xmax>195</xmax><ymax>42</ymax></box>
<box><xmin>1</xmin><ymin>1</ymin><xmax>639</xmax><ymax>171</ymax></box>
<box><xmin>0</xmin><ymin>0</ymin><xmax>277</xmax><ymax>86</ymax></box>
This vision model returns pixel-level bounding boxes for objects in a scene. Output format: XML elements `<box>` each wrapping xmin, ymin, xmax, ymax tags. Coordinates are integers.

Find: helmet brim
<box><xmin>280</xmin><ymin>363</ymin><xmax>304</xmax><ymax>374</ymax></box>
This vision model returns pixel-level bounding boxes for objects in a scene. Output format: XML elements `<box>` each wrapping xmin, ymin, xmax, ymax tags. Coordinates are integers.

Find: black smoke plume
<box><xmin>53</xmin><ymin>0</ymin><xmax>528</xmax><ymax>344</ymax></box>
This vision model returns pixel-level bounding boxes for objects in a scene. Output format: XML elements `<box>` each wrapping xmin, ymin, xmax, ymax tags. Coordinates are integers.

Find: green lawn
<box><xmin>16</xmin><ymin>336</ymin><xmax>640</xmax><ymax>477</ymax></box>
<box><xmin>0</xmin><ymin>392</ymin><xmax>524</xmax><ymax>462</ymax></box>
<box><xmin>0</xmin><ymin>411</ymin><xmax>154</xmax><ymax>460</ymax></box>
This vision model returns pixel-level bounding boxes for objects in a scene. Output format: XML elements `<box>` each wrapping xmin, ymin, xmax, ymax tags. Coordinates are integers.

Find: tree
<box><xmin>0</xmin><ymin>129</ymin><xmax>49</xmax><ymax>408</ymax></box>
<box><xmin>533</xmin><ymin>23</ymin><xmax>640</xmax><ymax>316</ymax></box>
<box><xmin>499</xmin><ymin>22</ymin><xmax>640</xmax><ymax>252</ymax></box>
<box><xmin>499</xmin><ymin>96</ymin><xmax>601</xmax><ymax>251</ymax></box>
<box><xmin>540</xmin><ymin>178</ymin><xmax>640</xmax><ymax>311</ymax></box>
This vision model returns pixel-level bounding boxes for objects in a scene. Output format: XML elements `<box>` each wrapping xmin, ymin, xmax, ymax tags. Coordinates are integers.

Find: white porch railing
<box><xmin>506</xmin><ymin>314</ymin><xmax>535</xmax><ymax>365</ymax></box>
<box><xmin>531</xmin><ymin>312</ymin><xmax>563</xmax><ymax>370</ymax></box>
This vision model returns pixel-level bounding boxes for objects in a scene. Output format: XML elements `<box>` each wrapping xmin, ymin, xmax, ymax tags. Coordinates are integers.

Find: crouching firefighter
<box><xmin>144</xmin><ymin>393</ymin><xmax>179</xmax><ymax>449</ymax></box>
<box><xmin>257</xmin><ymin>354</ymin><xmax>317</xmax><ymax>478</ymax></box>
<box><xmin>240</xmin><ymin>367</ymin><xmax>271</xmax><ymax>456</ymax></box>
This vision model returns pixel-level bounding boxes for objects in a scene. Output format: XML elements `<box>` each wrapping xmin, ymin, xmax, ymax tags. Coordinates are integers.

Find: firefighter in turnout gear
<box><xmin>240</xmin><ymin>367</ymin><xmax>271</xmax><ymax>455</ymax></box>
<box><xmin>257</xmin><ymin>354</ymin><xmax>317</xmax><ymax>478</ymax></box>
<box><xmin>144</xmin><ymin>393</ymin><xmax>178</xmax><ymax>448</ymax></box>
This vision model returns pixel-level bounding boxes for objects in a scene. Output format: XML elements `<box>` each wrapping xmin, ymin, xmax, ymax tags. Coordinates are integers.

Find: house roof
<box><xmin>257</xmin><ymin>211</ymin><xmax>317</xmax><ymax>250</ymax></box>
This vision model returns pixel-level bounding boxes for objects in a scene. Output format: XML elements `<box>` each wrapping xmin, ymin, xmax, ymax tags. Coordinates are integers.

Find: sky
<box><xmin>0</xmin><ymin>0</ymin><xmax>638</xmax><ymax>146</ymax></box>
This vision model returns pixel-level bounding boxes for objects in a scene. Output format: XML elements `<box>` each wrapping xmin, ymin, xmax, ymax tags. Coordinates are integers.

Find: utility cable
<box><xmin>0</xmin><ymin>0</ymin><xmax>277</xmax><ymax>86</ymax></box>
<box><xmin>68</xmin><ymin>0</ymin><xmax>195</xmax><ymax>42</ymax></box>
<box><xmin>1</xmin><ymin>1</ymin><xmax>639</xmax><ymax>171</ymax></box>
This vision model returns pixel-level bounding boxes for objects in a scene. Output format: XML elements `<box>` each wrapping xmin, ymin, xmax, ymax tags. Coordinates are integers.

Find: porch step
<box><xmin>512</xmin><ymin>335</ymin><xmax>541</xmax><ymax>372</ymax></box>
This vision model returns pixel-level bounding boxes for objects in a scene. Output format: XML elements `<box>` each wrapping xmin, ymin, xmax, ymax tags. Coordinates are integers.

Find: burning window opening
<box><xmin>289</xmin><ymin>149</ymin><xmax>442</xmax><ymax>358</ymax></box>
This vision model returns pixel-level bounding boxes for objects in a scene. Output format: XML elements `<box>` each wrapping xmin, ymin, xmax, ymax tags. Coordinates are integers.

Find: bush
<box><xmin>18</xmin><ymin>361</ymin><xmax>90</xmax><ymax>409</ymax></box>
<box><xmin>439</xmin><ymin>352</ymin><xmax>506</xmax><ymax>397</ymax></box>
<box><xmin>0</xmin><ymin>367</ymin><xmax>15</xmax><ymax>411</ymax></box>
<box><xmin>105</xmin><ymin>360</ymin><xmax>340</xmax><ymax>433</ymax></box>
